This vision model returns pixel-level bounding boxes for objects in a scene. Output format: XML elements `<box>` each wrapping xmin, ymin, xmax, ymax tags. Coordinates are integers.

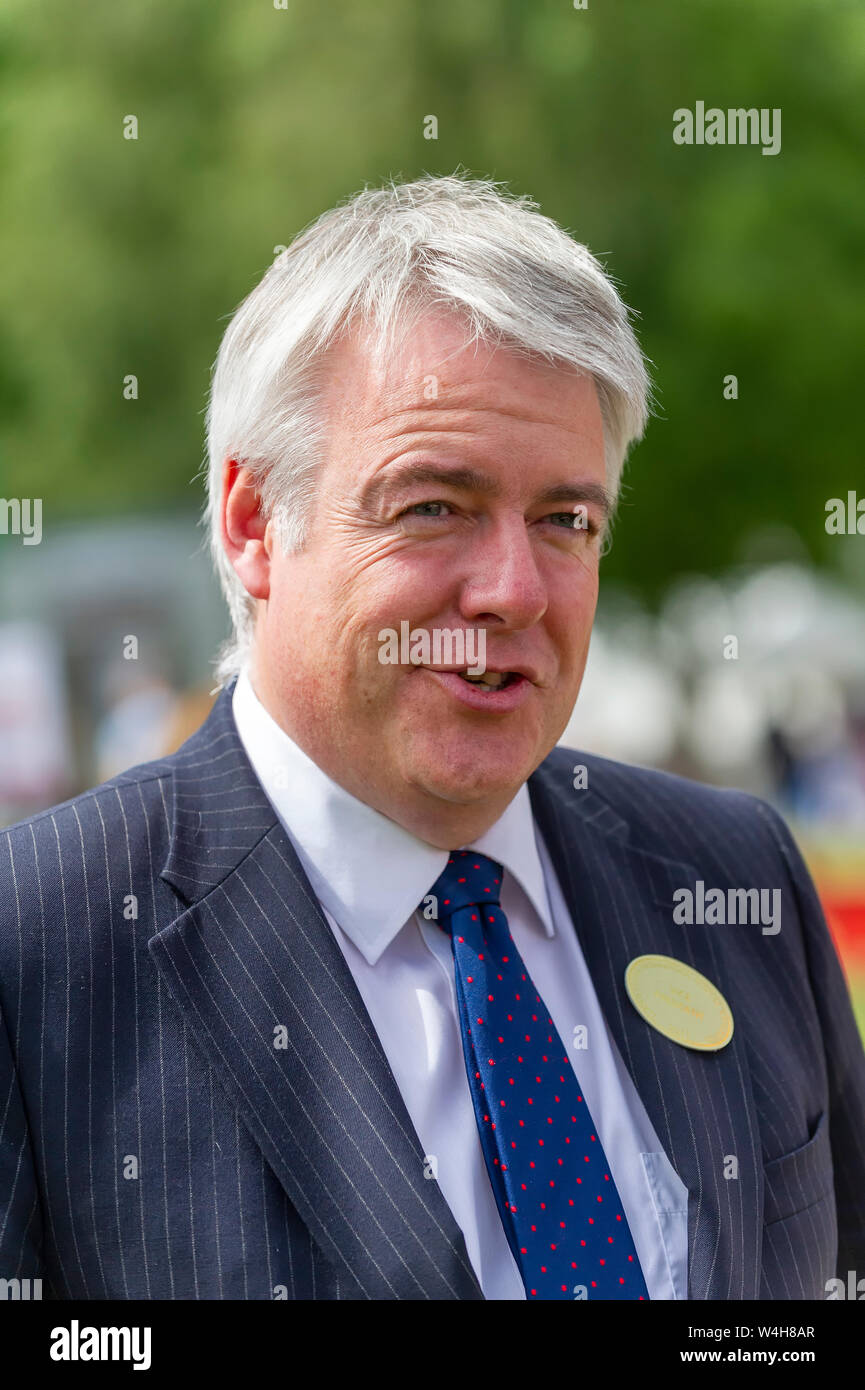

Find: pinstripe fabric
<box><xmin>1</xmin><ymin>684</ymin><xmax>864</xmax><ymax>1299</ymax></box>
<box><xmin>530</xmin><ymin>753</ymin><xmax>865</xmax><ymax>1300</ymax></box>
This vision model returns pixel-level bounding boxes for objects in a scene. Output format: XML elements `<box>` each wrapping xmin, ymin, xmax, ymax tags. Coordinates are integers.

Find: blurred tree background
<box><xmin>1</xmin><ymin>0</ymin><xmax>863</xmax><ymax>597</ymax></box>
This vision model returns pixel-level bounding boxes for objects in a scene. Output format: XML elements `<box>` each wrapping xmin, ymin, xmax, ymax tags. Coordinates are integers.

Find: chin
<box><xmin>405</xmin><ymin>736</ymin><xmax>537</xmax><ymax>807</ymax></box>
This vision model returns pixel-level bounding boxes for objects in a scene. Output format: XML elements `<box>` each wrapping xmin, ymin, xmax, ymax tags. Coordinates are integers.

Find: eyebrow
<box><xmin>360</xmin><ymin>463</ymin><xmax>615</xmax><ymax>520</ymax></box>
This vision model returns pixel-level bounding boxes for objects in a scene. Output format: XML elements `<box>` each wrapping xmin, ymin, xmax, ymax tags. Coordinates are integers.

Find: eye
<box><xmin>401</xmin><ymin>501</ymin><xmax>453</xmax><ymax>518</ymax></box>
<box><xmin>546</xmin><ymin>510</ymin><xmax>597</xmax><ymax>535</ymax></box>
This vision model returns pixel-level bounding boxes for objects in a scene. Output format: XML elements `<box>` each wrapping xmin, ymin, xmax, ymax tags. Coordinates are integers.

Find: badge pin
<box><xmin>625</xmin><ymin>953</ymin><xmax>733</xmax><ymax>1051</ymax></box>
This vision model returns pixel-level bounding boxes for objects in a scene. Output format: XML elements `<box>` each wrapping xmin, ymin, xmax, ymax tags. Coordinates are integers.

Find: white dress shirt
<box><xmin>232</xmin><ymin>668</ymin><xmax>688</xmax><ymax>1299</ymax></box>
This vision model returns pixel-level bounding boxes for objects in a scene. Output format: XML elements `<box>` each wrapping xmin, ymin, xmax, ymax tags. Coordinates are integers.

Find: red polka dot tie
<box><xmin>426</xmin><ymin>850</ymin><xmax>649</xmax><ymax>1300</ymax></box>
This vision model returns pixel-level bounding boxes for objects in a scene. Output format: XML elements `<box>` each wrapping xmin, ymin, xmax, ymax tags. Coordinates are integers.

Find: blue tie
<box><xmin>425</xmin><ymin>850</ymin><xmax>649</xmax><ymax>1300</ymax></box>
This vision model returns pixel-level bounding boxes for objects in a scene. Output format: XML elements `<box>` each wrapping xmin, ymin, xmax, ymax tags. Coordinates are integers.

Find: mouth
<box><xmin>421</xmin><ymin>666</ymin><xmax>534</xmax><ymax>712</ymax></box>
<box><xmin>455</xmin><ymin>669</ymin><xmax>522</xmax><ymax>693</ymax></box>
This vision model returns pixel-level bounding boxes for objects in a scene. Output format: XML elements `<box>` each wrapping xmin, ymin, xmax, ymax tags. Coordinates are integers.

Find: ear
<box><xmin>220</xmin><ymin>460</ymin><xmax>273</xmax><ymax>601</ymax></box>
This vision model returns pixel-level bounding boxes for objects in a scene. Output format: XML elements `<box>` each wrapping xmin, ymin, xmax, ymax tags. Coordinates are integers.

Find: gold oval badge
<box><xmin>625</xmin><ymin>954</ymin><xmax>733</xmax><ymax>1051</ymax></box>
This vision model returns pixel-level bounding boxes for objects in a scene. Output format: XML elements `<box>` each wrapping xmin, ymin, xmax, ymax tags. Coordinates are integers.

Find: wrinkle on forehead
<box><xmin>372</xmin><ymin>402</ymin><xmax>601</xmax><ymax>443</ymax></box>
<box><xmin>319</xmin><ymin>311</ymin><xmax>601</xmax><ymax>450</ymax></box>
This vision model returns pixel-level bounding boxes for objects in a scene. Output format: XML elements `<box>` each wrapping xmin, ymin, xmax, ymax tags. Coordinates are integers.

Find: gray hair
<box><xmin>204</xmin><ymin>174</ymin><xmax>651</xmax><ymax>686</ymax></box>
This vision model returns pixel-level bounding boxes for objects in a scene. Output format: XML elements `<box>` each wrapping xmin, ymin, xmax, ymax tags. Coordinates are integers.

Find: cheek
<box><xmin>339</xmin><ymin>553</ymin><xmax>455</xmax><ymax>648</ymax></box>
<box><xmin>549</xmin><ymin>562</ymin><xmax>599</xmax><ymax>657</ymax></box>
<box><xmin>269</xmin><ymin>558</ymin><xmax>414</xmax><ymax>689</ymax></box>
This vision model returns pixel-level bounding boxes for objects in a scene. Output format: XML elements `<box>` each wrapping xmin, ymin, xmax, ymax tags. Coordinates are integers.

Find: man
<box><xmin>2</xmin><ymin>176</ymin><xmax>864</xmax><ymax>1301</ymax></box>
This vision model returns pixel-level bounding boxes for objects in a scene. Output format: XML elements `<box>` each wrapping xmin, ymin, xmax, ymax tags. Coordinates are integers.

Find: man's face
<box><xmin>250</xmin><ymin>308</ymin><xmax>609</xmax><ymax>844</ymax></box>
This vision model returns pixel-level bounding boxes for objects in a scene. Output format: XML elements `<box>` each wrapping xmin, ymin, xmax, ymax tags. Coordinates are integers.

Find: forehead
<box><xmin>318</xmin><ymin>309</ymin><xmax>603</xmax><ymax>448</ymax></box>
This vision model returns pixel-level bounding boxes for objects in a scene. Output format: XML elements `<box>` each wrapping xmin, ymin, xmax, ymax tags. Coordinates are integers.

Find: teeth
<box><xmin>460</xmin><ymin>670</ymin><xmax>509</xmax><ymax>690</ymax></box>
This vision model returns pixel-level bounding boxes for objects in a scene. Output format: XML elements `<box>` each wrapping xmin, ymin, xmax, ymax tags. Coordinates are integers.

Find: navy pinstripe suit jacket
<box><xmin>2</xmin><ymin>683</ymin><xmax>864</xmax><ymax>1300</ymax></box>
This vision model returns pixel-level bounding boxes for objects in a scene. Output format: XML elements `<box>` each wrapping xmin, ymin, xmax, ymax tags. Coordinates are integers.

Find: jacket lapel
<box><xmin>149</xmin><ymin>687</ymin><xmax>483</xmax><ymax>1300</ymax></box>
<box><xmin>528</xmin><ymin>757</ymin><xmax>763</xmax><ymax>1300</ymax></box>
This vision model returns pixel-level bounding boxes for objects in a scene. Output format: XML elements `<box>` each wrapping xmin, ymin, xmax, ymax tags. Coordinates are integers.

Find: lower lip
<box><xmin>424</xmin><ymin>670</ymin><xmax>533</xmax><ymax>712</ymax></box>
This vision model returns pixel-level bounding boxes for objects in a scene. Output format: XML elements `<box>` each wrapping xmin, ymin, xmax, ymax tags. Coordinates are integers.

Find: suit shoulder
<box><xmin>540</xmin><ymin>742</ymin><xmax>783</xmax><ymax>849</ymax></box>
<box><xmin>0</xmin><ymin>753</ymin><xmax>181</xmax><ymax>937</ymax></box>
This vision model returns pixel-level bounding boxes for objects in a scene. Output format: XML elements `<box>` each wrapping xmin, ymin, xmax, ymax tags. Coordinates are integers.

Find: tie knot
<box><xmin>424</xmin><ymin>850</ymin><xmax>503</xmax><ymax>928</ymax></box>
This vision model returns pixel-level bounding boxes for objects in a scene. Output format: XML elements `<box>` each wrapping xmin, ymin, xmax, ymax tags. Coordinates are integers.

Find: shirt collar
<box><xmin>232</xmin><ymin>667</ymin><xmax>555</xmax><ymax>965</ymax></box>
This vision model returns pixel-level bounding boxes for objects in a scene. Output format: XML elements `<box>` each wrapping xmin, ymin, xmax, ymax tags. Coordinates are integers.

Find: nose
<box><xmin>457</xmin><ymin>515</ymin><xmax>548</xmax><ymax>631</ymax></box>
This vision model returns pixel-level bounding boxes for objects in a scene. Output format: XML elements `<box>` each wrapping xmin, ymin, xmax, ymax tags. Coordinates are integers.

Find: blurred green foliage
<box><xmin>1</xmin><ymin>0</ymin><xmax>863</xmax><ymax>597</ymax></box>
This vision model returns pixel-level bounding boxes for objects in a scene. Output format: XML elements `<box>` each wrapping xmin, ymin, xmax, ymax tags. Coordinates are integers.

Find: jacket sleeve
<box><xmin>757</xmin><ymin>799</ymin><xmax>865</xmax><ymax>1280</ymax></box>
<box><xmin>0</xmin><ymin>998</ymin><xmax>44</xmax><ymax>1284</ymax></box>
